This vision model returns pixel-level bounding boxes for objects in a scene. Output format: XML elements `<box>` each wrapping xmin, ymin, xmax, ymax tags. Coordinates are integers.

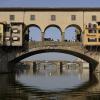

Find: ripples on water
<box><xmin>0</xmin><ymin>61</ymin><xmax>100</xmax><ymax>100</ymax></box>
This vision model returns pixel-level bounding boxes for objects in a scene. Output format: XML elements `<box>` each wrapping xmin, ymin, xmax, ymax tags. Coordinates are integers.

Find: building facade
<box><xmin>0</xmin><ymin>8</ymin><xmax>100</xmax><ymax>46</ymax></box>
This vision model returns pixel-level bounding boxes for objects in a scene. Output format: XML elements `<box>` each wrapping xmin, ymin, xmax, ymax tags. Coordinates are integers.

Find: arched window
<box><xmin>24</xmin><ymin>25</ymin><xmax>42</xmax><ymax>41</ymax></box>
<box><xmin>44</xmin><ymin>25</ymin><xmax>62</xmax><ymax>41</ymax></box>
<box><xmin>64</xmin><ymin>25</ymin><xmax>82</xmax><ymax>42</ymax></box>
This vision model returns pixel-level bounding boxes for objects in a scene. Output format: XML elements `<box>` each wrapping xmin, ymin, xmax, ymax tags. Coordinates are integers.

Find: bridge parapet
<box><xmin>29</xmin><ymin>41</ymin><xmax>82</xmax><ymax>49</ymax></box>
<box><xmin>6</xmin><ymin>41</ymin><xmax>99</xmax><ymax>72</ymax></box>
<box><xmin>16</xmin><ymin>41</ymin><xmax>98</xmax><ymax>62</ymax></box>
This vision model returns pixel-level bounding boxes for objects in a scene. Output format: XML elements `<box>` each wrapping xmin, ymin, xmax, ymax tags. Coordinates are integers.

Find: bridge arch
<box><xmin>24</xmin><ymin>24</ymin><xmax>42</xmax><ymax>41</ymax></box>
<box><xmin>44</xmin><ymin>24</ymin><xmax>62</xmax><ymax>33</ymax></box>
<box><xmin>44</xmin><ymin>24</ymin><xmax>62</xmax><ymax>41</ymax></box>
<box><xmin>65</xmin><ymin>24</ymin><xmax>82</xmax><ymax>32</ymax></box>
<box><xmin>24</xmin><ymin>24</ymin><xmax>41</xmax><ymax>33</ymax></box>
<box><xmin>64</xmin><ymin>24</ymin><xmax>82</xmax><ymax>42</ymax></box>
<box><xmin>9</xmin><ymin>49</ymin><xmax>98</xmax><ymax>72</ymax></box>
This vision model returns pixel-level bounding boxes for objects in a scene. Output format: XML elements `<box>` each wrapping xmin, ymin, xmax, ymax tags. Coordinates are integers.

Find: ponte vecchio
<box><xmin>0</xmin><ymin>7</ymin><xmax>100</xmax><ymax>73</ymax></box>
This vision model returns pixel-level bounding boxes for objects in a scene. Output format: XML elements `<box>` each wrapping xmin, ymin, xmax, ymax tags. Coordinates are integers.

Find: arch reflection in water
<box><xmin>0</xmin><ymin>63</ymin><xmax>99</xmax><ymax>100</ymax></box>
<box><xmin>15</xmin><ymin>60</ymin><xmax>90</xmax><ymax>92</ymax></box>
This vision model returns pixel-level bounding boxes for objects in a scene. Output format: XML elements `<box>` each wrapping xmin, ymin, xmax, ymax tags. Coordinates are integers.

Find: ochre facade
<box><xmin>0</xmin><ymin>8</ymin><xmax>100</xmax><ymax>46</ymax></box>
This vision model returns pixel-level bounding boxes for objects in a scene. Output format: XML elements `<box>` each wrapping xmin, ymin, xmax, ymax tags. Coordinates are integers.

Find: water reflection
<box><xmin>15</xmin><ymin>61</ymin><xmax>95</xmax><ymax>92</ymax></box>
<box><xmin>0</xmin><ymin>61</ymin><xmax>100</xmax><ymax>100</ymax></box>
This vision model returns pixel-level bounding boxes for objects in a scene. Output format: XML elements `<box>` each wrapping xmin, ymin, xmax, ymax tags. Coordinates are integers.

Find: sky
<box><xmin>0</xmin><ymin>0</ymin><xmax>100</xmax><ymax>8</ymax></box>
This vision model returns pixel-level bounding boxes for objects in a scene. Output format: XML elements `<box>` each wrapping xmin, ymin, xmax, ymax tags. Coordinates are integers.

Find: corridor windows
<box><xmin>98</xmin><ymin>30</ymin><xmax>100</xmax><ymax>33</ymax></box>
<box><xmin>88</xmin><ymin>29</ymin><xmax>96</xmax><ymax>33</ymax></box>
<box><xmin>88</xmin><ymin>38</ymin><xmax>97</xmax><ymax>42</ymax></box>
<box><xmin>12</xmin><ymin>36</ymin><xmax>20</xmax><ymax>41</ymax></box>
<box><xmin>51</xmin><ymin>15</ymin><xmax>56</xmax><ymax>21</ymax></box>
<box><xmin>92</xmin><ymin>15</ymin><xmax>96</xmax><ymax>21</ymax></box>
<box><xmin>10</xmin><ymin>15</ymin><xmax>15</xmax><ymax>21</ymax></box>
<box><xmin>97</xmin><ymin>22</ymin><xmax>100</xmax><ymax>25</ymax></box>
<box><xmin>5</xmin><ymin>24</ymin><xmax>10</xmax><ymax>32</ymax></box>
<box><xmin>98</xmin><ymin>38</ymin><xmax>100</xmax><ymax>42</ymax></box>
<box><xmin>0</xmin><ymin>34</ymin><xmax>2</xmax><ymax>41</ymax></box>
<box><xmin>12</xmin><ymin>28</ymin><xmax>20</xmax><ymax>34</ymax></box>
<box><xmin>30</xmin><ymin>15</ymin><xmax>35</xmax><ymax>20</ymax></box>
<box><xmin>88</xmin><ymin>23</ymin><xmax>97</xmax><ymax>33</ymax></box>
<box><xmin>71</xmin><ymin>15</ymin><xmax>76</xmax><ymax>21</ymax></box>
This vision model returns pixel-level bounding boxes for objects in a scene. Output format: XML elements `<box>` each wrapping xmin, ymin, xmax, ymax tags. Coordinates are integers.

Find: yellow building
<box><xmin>0</xmin><ymin>23</ymin><xmax>4</xmax><ymax>45</ymax></box>
<box><xmin>83</xmin><ymin>22</ymin><xmax>100</xmax><ymax>46</ymax></box>
<box><xmin>0</xmin><ymin>8</ymin><xmax>100</xmax><ymax>46</ymax></box>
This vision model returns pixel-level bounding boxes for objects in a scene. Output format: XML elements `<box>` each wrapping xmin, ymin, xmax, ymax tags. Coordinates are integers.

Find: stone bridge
<box><xmin>7</xmin><ymin>41</ymin><xmax>99</xmax><ymax>73</ymax></box>
<box><xmin>0</xmin><ymin>41</ymin><xmax>100</xmax><ymax>73</ymax></box>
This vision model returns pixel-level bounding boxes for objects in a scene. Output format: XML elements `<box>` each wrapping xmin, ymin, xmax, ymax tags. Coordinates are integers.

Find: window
<box><xmin>88</xmin><ymin>38</ymin><xmax>97</xmax><ymax>42</ymax></box>
<box><xmin>92</xmin><ymin>15</ymin><xmax>96</xmax><ymax>21</ymax></box>
<box><xmin>12</xmin><ymin>36</ymin><xmax>20</xmax><ymax>41</ymax></box>
<box><xmin>88</xmin><ymin>29</ymin><xmax>93</xmax><ymax>33</ymax></box>
<box><xmin>12</xmin><ymin>28</ymin><xmax>20</xmax><ymax>34</ymax></box>
<box><xmin>98</xmin><ymin>30</ymin><xmax>100</xmax><ymax>33</ymax></box>
<box><xmin>51</xmin><ymin>15</ymin><xmax>56</xmax><ymax>21</ymax></box>
<box><xmin>0</xmin><ymin>34</ymin><xmax>2</xmax><ymax>41</ymax></box>
<box><xmin>5</xmin><ymin>36</ymin><xmax>10</xmax><ymax>41</ymax></box>
<box><xmin>71</xmin><ymin>15</ymin><xmax>76</xmax><ymax>21</ymax></box>
<box><xmin>88</xmin><ymin>29</ymin><xmax>96</xmax><ymax>33</ymax></box>
<box><xmin>10</xmin><ymin>15</ymin><xmax>15</xmax><ymax>21</ymax></box>
<box><xmin>97</xmin><ymin>22</ymin><xmax>100</xmax><ymax>26</ymax></box>
<box><xmin>93</xmin><ymin>24</ymin><xmax>97</xmax><ymax>28</ymax></box>
<box><xmin>92</xmin><ymin>29</ymin><xmax>97</xmax><ymax>33</ymax></box>
<box><xmin>30</xmin><ymin>15</ymin><xmax>35</xmax><ymax>20</ymax></box>
<box><xmin>5</xmin><ymin>24</ymin><xmax>10</xmax><ymax>32</ymax></box>
<box><xmin>99</xmin><ymin>38</ymin><xmax>100</xmax><ymax>42</ymax></box>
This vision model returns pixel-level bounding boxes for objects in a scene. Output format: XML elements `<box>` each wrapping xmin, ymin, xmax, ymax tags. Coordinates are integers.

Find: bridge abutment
<box><xmin>0</xmin><ymin>49</ymin><xmax>9</xmax><ymax>73</ymax></box>
<box><xmin>0</xmin><ymin>47</ymin><xmax>19</xmax><ymax>73</ymax></box>
<box><xmin>95</xmin><ymin>53</ymin><xmax>100</xmax><ymax>72</ymax></box>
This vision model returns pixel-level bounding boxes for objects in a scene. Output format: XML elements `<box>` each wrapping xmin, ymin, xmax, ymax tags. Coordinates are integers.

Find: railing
<box><xmin>29</xmin><ymin>41</ymin><xmax>82</xmax><ymax>49</ymax></box>
<box><xmin>16</xmin><ymin>41</ymin><xmax>99</xmax><ymax>62</ymax></box>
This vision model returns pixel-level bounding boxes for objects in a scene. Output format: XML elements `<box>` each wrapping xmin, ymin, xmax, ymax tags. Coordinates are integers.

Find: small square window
<box><xmin>51</xmin><ymin>15</ymin><xmax>56</xmax><ymax>21</ymax></box>
<box><xmin>98</xmin><ymin>30</ymin><xmax>100</xmax><ymax>33</ymax></box>
<box><xmin>97</xmin><ymin>22</ymin><xmax>100</xmax><ymax>25</ymax></box>
<box><xmin>5</xmin><ymin>24</ymin><xmax>10</xmax><ymax>32</ymax></box>
<box><xmin>99</xmin><ymin>38</ymin><xmax>100</xmax><ymax>42</ymax></box>
<box><xmin>30</xmin><ymin>15</ymin><xmax>35</xmax><ymax>20</ymax></box>
<box><xmin>88</xmin><ymin>38</ymin><xmax>97</xmax><ymax>42</ymax></box>
<box><xmin>0</xmin><ymin>34</ymin><xmax>2</xmax><ymax>41</ymax></box>
<box><xmin>71</xmin><ymin>15</ymin><xmax>76</xmax><ymax>21</ymax></box>
<box><xmin>88</xmin><ymin>29</ymin><xmax>92</xmax><ymax>33</ymax></box>
<box><xmin>10</xmin><ymin>15</ymin><xmax>15</xmax><ymax>21</ymax></box>
<box><xmin>88</xmin><ymin>29</ymin><xmax>96</xmax><ymax>33</ymax></box>
<box><xmin>92</xmin><ymin>15</ymin><xmax>96</xmax><ymax>21</ymax></box>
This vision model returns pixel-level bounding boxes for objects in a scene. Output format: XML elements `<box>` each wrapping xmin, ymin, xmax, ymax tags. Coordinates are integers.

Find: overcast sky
<box><xmin>0</xmin><ymin>0</ymin><xmax>100</xmax><ymax>7</ymax></box>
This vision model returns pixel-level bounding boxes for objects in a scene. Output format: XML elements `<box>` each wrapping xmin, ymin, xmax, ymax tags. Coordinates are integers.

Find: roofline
<box><xmin>0</xmin><ymin>7</ymin><xmax>100</xmax><ymax>11</ymax></box>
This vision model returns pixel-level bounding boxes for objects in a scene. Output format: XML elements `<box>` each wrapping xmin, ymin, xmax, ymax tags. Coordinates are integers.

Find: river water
<box><xmin>0</xmin><ymin>61</ymin><xmax>100</xmax><ymax>100</ymax></box>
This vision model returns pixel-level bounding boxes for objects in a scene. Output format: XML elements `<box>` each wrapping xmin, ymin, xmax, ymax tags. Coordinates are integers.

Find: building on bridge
<box><xmin>0</xmin><ymin>8</ymin><xmax>100</xmax><ymax>46</ymax></box>
<box><xmin>83</xmin><ymin>22</ymin><xmax>100</xmax><ymax>46</ymax></box>
<box><xmin>0</xmin><ymin>8</ymin><xmax>100</xmax><ymax>73</ymax></box>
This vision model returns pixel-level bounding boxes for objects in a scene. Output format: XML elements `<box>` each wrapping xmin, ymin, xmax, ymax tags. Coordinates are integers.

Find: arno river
<box><xmin>0</xmin><ymin>59</ymin><xmax>100</xmax><ymax>100</ymax></box>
